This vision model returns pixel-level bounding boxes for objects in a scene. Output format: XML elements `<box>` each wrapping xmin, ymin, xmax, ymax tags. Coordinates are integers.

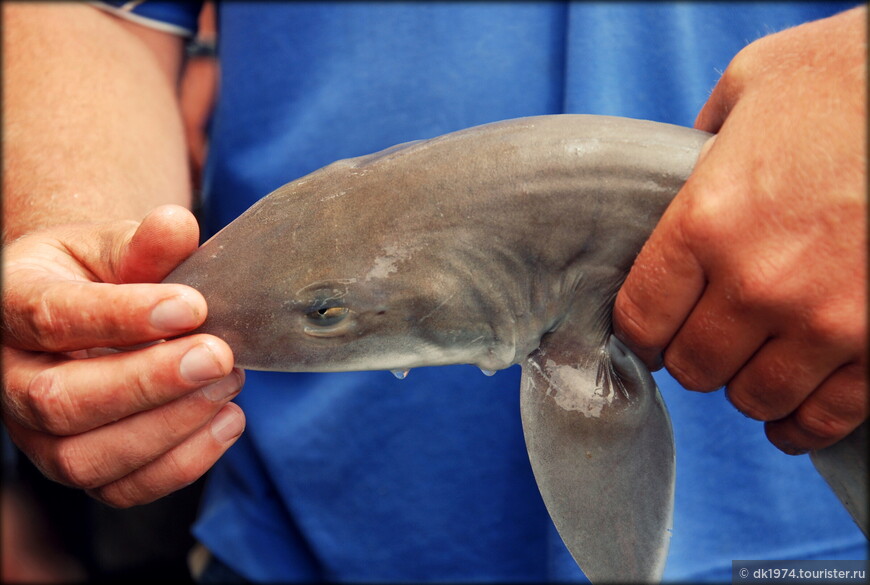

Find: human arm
<box><xmin>613</xmin><ymin>5</ymin><xmax>867</xmax><ymax>454</ymax></box>
<box><xmin>2</xmin><ymin>3</ymin><xmax>244</xmax><ymax>507</ymax></box>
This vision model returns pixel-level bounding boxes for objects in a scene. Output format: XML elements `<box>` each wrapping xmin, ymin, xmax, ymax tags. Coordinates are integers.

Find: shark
<box><xmin>164</xmin><ymin>115</ymin><xmax>867</xmax><ymax>583</ymax></box>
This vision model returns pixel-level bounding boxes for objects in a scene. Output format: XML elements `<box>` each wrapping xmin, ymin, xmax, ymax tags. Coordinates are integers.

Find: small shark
<box><xmin>165</xmin><ymin>115</ymin><xmax>866</xmax><ymax>583</ymax></box>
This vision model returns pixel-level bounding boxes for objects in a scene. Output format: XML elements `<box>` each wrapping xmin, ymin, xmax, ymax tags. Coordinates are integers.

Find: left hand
<box><xmin>1</xmin><ymin>206</ymin><xmax>245</xmax><ymax>507</ymax></box>
<box><xmin>613</xmin><ymin>6</ymin><xmax>867</xmax><ymax>454</ymax></box>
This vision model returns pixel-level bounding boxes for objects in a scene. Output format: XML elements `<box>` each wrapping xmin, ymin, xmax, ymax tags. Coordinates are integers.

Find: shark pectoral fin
<box><xmin>810</xmin><ymin>421</ymin><xmax>868</xmax><ymax>537</ymax></box>
<box><xmin>520</xmin><ymin>335</ymin><xmax>675</xmax><ymax>584</ymax></box>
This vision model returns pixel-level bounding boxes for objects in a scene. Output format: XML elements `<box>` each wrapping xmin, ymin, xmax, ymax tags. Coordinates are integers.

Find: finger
<box><xmin>694</xmin><ymin>84</ymin><xmax>729</xmax><ymax>135</ymax></box>
<box><xmin>724</xmin><ymin>336</ymin><xmax>849</xmax><ymax>422</ymax></box>
<box><xmin>764</xmin><ymin>362</ymin><xmax>867</xmax><ymax>453</ymax></box>
<box><xmin>3</xmin><ymin>205</ymin><xmax>202</xmax><ymax>351</ymax></box>
<box><xmin>4</xmin><ymin>369</ymin><xmax>243</xmax><ymax>490</ymax></box>
<box><xmin>612</xmin><ymin>191</ymin><xmax>707</xmax><ymax>369</ymax></box>
<box><xmin>662</xmin><ymin>286</ymin><xmax>768</xmax><ymax>392</ymax></box>
<box><xmin>3</xmin><ymin>334</ymin><xmax>234</xmax><ymax>435</ymax></box>
<box><xmin>118</xmin><ymin>205</ymin><xmax>200</xmax><ymax>284</ymax></box>
<box><xmin>86</xmin><ymin>402</ymin><xmax>246</xmax><ymax>508</ymax></box>
<box><xmin>694</xmin><ymin>56</ymin><xmax>746</xmax><ymax>134</ymax></box>
<box><xmin>37</xmin><ymin>205</ymin><xmax>199</xmax><ymax>286</ymax></box>
<box><xmin>3</xmin><ymin>277</ymin><xmax>206</xmax><ymax>352</ymax></box>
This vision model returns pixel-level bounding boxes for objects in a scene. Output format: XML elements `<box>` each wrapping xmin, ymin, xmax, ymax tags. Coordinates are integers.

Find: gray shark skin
<box><xmin>164</xmin><ymin>115</ymin><xmax>866</xmax><ymax>582</ymax></box>
<box><xmin>811</xmin><ymin>422</ymin><xmax>868</xmax><ymax>538</ymax></box>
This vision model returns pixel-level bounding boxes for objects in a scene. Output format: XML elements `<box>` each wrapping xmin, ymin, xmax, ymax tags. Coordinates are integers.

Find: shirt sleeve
<box><xmin>90</xmin><ymin>1</ymin><xmax>204</xmax><ymax>37</ymax></box>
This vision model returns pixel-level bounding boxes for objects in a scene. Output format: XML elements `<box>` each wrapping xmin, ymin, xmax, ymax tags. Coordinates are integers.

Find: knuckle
<box><xmin>664</xmin><ymin>348</ymin><xmax>719</xmax><ymax>392</ymax></box>
<box><xmin>667</xmin><ymin>323</ymin><xmax>741</xmax><ymax>390</ymax></box>
<box><xmin>722</xmin><ymin>47</ymin><xmax>750</xmax><ymax>84</ymax></box>
<box><xmin>95</xmin><ymin>451</ymin><xmax>203</xmax><ymax>509</ymax></box>
<box><xmin>802</xmin><ymin>305</ymin><xmax>855</xmax><ymax>347</ymax></box>
<box><xmin>726</xmin><ymin>361</ymin><xmax>799</xmax><ymax>422</ymax></box>
<box><xmin>717</xmin><ymin>40</ymin><xmax>762</xmax><ymax>93</ymax></box>
<box><xmin>677</xmin><ymin>186</ymin><xmax>726</xmax><ymax>246</ymax></box>
<box><xmin>26</xmin><ymin>369</ymin><xmax>77</xmax><ymax>435</ymax></box>
<box><xmin>724</xmin><ymin>384</ymin><xmax>770</xmax><ymax>421</ymax></box>
<box><xmin>50</xmin><ymin>439</ymin><xmax>105</xmax><ymax>489</ymax></box>
<box><xmin>1</xmin><ymin>301</ymin><xmax>28</xmax><ymax>349</ymax></box>
<box><xmin>28</xmin><ymin>289</ymin><xmax>68</xmax><ymax>351</ymax></box>
<box><xmin>157</xmin><ymin>395</ymin><xmax>206</xmax><ymax>439</ymax></box>
<box><xmin>614</xmin><ymin>292</ymin><xmax>659</xmax><ymax>352</ymax></box>
<box><xmin>128</xmin><ymin>364</ymin><xmax>159</xmax><ymax>411</ymax></box>
<box><xmin>730</xmin><ymin>257</ymin><xmax>788</xmax><ymax>311</ymax></box>
<box><xmin>793</xmin><ymin>406</ymin><xmax>851</xmax><ymax>443</ymax></box>
<box><xmin>161</xmin><ymin>448</ymin><xmax>204</xmax><ymax>488</ymax></box>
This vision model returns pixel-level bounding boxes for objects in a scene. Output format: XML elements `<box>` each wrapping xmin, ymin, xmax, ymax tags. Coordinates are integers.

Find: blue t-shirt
<box><xmin>97</xmin><ymin>2</ymin><xmax>866</xmax><ymax>582</ymax></box>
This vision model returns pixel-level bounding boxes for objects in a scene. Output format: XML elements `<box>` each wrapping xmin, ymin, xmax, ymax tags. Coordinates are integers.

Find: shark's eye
<box><xmin>305</xmin><ymin>306</ymin><xmax>350</xmax><ymax>327</ymax></box>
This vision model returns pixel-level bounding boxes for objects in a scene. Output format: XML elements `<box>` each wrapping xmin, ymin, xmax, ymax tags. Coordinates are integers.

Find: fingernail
<box><xmin>151</xmin><ymin>295</ymin><xmax>201</xmax><ymax>332</ymax></box>
<box><xmin>180</xmin><ymin>343</ymin><xmax>224</xmax><ymax>382</ymax></box>
<box><xmin>211</xmin><ymin>405</ymin><xmax>244</xmax><ymax>443</ymax></box>
<box><xmin>201</xmin><ymin>370</ymin><xmax>243</xmax><ymax>401</ymax></box>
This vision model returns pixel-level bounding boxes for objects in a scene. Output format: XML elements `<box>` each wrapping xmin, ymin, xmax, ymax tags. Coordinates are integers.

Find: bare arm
<box><xmin>2</xmin><ymin>4</ymin><xmax>244</xmax><ymax>507</ymax></box>
<box><xmin>3</xmin><ymin>3</ymin><xmax>190</xmax><ymax>238</ymax></box>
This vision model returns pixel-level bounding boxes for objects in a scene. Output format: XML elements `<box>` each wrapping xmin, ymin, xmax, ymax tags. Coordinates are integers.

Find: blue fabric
<box><xmin>120</xmin><ymin>1</ymin><xmax>867</xmax><ymax>582</ymax></box>
<box><xmin>92</xmin><ymin>0</ymin><xmax>202</xmax><ymax>35</ymax></box>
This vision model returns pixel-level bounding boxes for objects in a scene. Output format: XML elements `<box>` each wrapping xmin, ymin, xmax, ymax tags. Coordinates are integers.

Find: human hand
<box><xmin>1</xmin><ymin>205</ymin><xmax>245</xmax><ymax>507</ymax></box>
<box><xmin>613</xmin><ymin>7</ymin><xmax>867</xmax><ymax>454</ymax></box>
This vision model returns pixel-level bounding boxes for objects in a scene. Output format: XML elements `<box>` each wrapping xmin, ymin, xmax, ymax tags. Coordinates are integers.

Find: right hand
<box><xmin>1</xmin><ymin>205</ymin><xmax>245</xmax><ymax>508</ymax></box>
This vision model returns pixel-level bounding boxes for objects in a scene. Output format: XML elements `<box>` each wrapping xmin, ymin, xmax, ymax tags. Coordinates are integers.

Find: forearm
<box><xmin>2</xmin><ymin>3</ymin><xmax>191</xmax><ymax>242</ymax></box>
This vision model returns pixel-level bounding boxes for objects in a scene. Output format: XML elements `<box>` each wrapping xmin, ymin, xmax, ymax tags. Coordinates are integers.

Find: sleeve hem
<box><xmin>89</xmin><ymin>1</ymin><xmax>195</xmax><ymax>37</ymax></box>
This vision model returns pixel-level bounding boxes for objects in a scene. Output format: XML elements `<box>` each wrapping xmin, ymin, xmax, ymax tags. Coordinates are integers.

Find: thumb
<box><xmin>2</xmin><ymin>208</ymin><xmax>205</xmax><ymax>352</ymax></box>
<box><xmin>118</xmin><ymin>205</ymin><xmax>200</xmax><ymax>284</ymax></box>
